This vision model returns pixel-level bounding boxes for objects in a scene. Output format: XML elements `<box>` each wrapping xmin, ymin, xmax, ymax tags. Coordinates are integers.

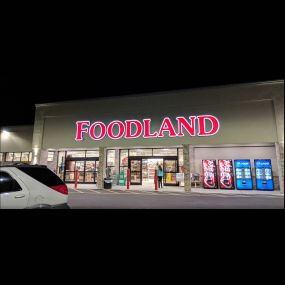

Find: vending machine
<box><xmin>254</xmin><ymin>159</ymin><xmax>274</xmax><ymax>191</ymax></box>
<box><xmin>218</xmin><ymin>160</ymin><xmax>235</xmax><ymax>189</ymax></box>
<box><xmin>202</xmin><ymin>160</ymin><xmax>218</xmax><ymax>189</ymax></box>
<box><xmin>234</xmin><ymin>160</ymin><xmax>253</xmax><ymax>190</ymax></box>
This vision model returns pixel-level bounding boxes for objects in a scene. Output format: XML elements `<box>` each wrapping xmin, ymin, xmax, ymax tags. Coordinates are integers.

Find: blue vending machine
<box><xmin>254</xmin><ymin>159</ymin><xmax>274</xmax><ymax>191</ymax></box>
<box><xmin>234</xmin><ymin>160</ymin><xmax>253</xmax><ymax>190</ymax></box>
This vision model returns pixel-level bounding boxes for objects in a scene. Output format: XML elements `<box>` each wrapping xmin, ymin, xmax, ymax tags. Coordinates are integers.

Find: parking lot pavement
<box><xmin>67</xmin><ymin>188</ymin><xmax>284</xmax><ymax>209</ymax></box>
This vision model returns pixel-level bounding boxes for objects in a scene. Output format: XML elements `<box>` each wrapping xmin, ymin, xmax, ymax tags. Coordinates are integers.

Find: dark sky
<box><xmin>0</xmin><ymin>72</ymin><xmax>283</xmax><ymax>126</ymax></box>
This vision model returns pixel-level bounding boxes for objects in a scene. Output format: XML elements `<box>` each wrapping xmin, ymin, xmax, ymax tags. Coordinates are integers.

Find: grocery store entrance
<box><xmin>129</xmin><ymin>156</ymin><xmax>179</xmax><ymax>186</ymax></box>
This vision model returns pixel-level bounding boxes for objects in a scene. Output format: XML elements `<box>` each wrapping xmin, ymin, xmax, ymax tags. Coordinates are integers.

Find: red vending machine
<box><xmin>202</xmin><ymin>160</ymin><xmax>218</xmax><ymax>189</ymax></box>
<box><xmin>218</xmin><ymin>159</ymin><xmax>235</xmax><ymax>189</ymax></box>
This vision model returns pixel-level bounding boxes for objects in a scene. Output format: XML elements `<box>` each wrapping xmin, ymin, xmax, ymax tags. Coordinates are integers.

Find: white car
<box><xmin>0</xmin><ymin>164</ymin><xmax>69</xmax><ymax>209</ymax></box>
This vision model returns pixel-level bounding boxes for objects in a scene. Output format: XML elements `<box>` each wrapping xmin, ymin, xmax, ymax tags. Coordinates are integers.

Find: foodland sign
<box><xmin>75</xmin><ymin>115</ymin><xmax>220</xmax><ymax>141</ymax></box>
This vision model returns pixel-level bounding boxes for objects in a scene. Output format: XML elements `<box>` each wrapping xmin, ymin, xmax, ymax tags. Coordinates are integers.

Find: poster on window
<box><xmin>254</xmin><ymin>159</ymin><xmax>274</xmax><ymax>191</ymax></box>
<box><xmin>218</xmin><ymin>160</ymin><xmax>235</xmax><ymax>189</ymax></box>
<box><xmin>202</xmin><ymin>160</ymin><xmax>218</xmax><ymax>189</ymax></box>
<box><xmin>234</xmin><ymin>160</ymin><xmax>253</xmax><ymax>190</ymax></box>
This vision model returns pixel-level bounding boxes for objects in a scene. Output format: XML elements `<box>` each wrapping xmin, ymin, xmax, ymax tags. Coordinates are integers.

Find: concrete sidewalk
<box><xmin>66</xmin><ymin>183</ymin><xmax>283</xmax><ymax>196</ymax></box>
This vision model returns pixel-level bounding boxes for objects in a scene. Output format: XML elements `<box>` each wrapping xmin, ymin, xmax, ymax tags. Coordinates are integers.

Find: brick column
<box><xmin>97</xmin><ymin>146</ymin><xmax>106</xmax><ymax>189</ymax></box>
<box><xmin>183</xmin><ymin>144</ymin><xmax>191</xmax><ymax>192</ymax></box>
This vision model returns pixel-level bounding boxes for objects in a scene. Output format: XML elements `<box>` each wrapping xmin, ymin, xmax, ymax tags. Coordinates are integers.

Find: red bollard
<box><xmin>127</xmin><ymin>168</ymin><xmax>131</xmax><ymax>190</ymax></box>
<box><xmin>154</xmin><ymin>169</ymin><xmax>158</xmax><ymax>191</ymax></box>
<box><xmin>75</xmin><ymin>170</ymin><xmax>79</xmax><ymax>190</ymax></box>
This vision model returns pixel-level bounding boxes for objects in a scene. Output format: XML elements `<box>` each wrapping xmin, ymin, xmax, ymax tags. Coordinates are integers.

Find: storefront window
<box><xmin>21</xmin><ymin>152</ymin><xmax>30</xmax><ymax>162</ymax></box>
<box><xmin>129</xmin><ymin>149</ymin><xmax>152</xmax><ymax>157</ymax></box>
<box><xmin>13</xmin><ymin>153</ymin><xmax>21</xmax><ymax>161</ymax></box>
<box><xmin>178</xmin><ymin>148</ymin><xmax>184</xmax><ymax>173</ymax></box>
<box><xmin>86</xmin><ymin>150</ymin><xmax>99</xmax><ymax>158</ymax></box>
<box><xmin>6</xmin><ymin>153</ymin><xmax>14</xmax><ymax>162</ymax></box>
<box><xmin>57</xmin><ymin>151</ymin><xmax>66</xmax><ymax>179</ymax></box>
<box><xmin>29</xmin><ymin>152</ymin><xmax>32</xmax><ymax>162</ymax></box>
<box><xmin>120</xmin><ymin>150</ymin><xmax>128</xmax><ymax>166</ymax></box>
<box><xmin>153</xmin><ymin>148</ymin><xmax>177</xmax><ymax>156</ymax></box>
<box><xmin>48</xmin><ymin>152</ymin><xmax>54</xmax><ymax>162</ymax></box>
<box><xmin>0</xmin><ymin>153</ymin><xmax>3</xmax><ymax>162</ymax></box>
<box><xmin>107</xmin><ymin>150</ymin><xmax>116</xmax><ymax>167</ymax></box>
<box><xmin>66</xmin><ymin>151</ymin><xmax>86</xmax><ymax>159</ymax></box>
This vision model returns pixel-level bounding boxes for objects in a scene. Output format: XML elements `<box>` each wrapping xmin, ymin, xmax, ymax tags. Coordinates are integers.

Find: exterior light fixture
<box><xmin>1</xmin><ymin>130</ymin><xmax>10</xmax><ymax>140</ymax></box>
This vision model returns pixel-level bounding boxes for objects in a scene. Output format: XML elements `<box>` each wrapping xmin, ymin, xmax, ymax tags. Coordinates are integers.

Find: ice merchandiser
<box><xmin>202</xmin><ymin>160</ymin><xmax>218</xmax><ymax>189</ymax></box>
<box><xmin>254</xmin><ymin>159</ymin><xmax>274</xmax><ymax>191</ymax></box>
<box><xmin>234</xmin><ymin>160</ymin><xmax>253</xmax><ymax>190</ymax></box>
<box><xmin>218</xmin><ymin>160</ymin><xmax>235</xmax><ymax>189</ymax></box>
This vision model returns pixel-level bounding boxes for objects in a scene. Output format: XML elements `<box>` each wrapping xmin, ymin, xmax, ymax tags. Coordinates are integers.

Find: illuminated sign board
<box><xmin>234</xmin><ymin>160</ymin><xmax>253</xmax><ymax>190</ymax></box>
<box><xmin>254</xmin><ymin>159</ymin><xmax>274</xmax><ymax>191</ymax></box>
<box><xmin>218</xmin><ymin>159</ymin><xmax>235</xmax><ymax>189</ymax></box>
<box><xmin>75</xmin><ymin>115</ymin><xmax>220</xmax><ymax>141</ymax></box>
<box><xmin>202</xmin><ymin>159</ymin><xmax>218</xmax><ymax>189</ymax></box>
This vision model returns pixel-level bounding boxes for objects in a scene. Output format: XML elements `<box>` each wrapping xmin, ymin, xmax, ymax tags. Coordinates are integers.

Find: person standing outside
<box><xmin>157</xmin><ymin>163</ymin><xmax>164</xmax><ymax>188</ymax></box>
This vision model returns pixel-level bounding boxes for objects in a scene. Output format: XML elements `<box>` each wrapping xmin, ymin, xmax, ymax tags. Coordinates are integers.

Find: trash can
<box><xmin>104</xmin><ymin>178</ymin><xmax>112</xmax><ymax>189</ymax></box>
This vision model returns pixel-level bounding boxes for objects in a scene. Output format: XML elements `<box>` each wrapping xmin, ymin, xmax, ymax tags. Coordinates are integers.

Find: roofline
<box><xmin>35</xmin><ymin>79</ymin><xmax>284</xmax><ymax>108</ymax></box>
<box><xmin>0</xmin><ymin>124</ymin><xmax>34</xmax><ymax>130</ymax></box>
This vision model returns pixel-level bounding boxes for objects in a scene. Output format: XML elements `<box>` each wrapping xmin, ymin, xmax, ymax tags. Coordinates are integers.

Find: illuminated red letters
<box><xmin>197</xmin><ymin>115</ymin><xmax>220</xmax><ymax>136</ymax></box>
<box><xmin>89</xmin><ymin>122</ymin><xmax>106</xmax><ymax>140</ymax></box>
<box><xmin>158</xmin><ymin>117</ymin><xmax>177</xmax><ymax>137</ymax></box>
<box><xmin>125</xmin><ymin>120</ymin><xmax>143</xmax><ymax>139</ymax></box>
<box><xmin>143</xmin><ymin>119</ymin><xmax>158</xmax><ymax>138</ymax></box>
<box><xmin>176</xmin><ymin>116</ymin><xmax>196</xmax><ymax>136</ymax></box>
<box><xmin>107</xmin><ymin>121</ymin><xmax>125</xmax><ymax>139</ymax></box>
<box><xmin>75</xmin><ymin>121</ymin><xmax>90</xmax><ymax>141</ymax></box>
<box><xmin>75</xmin><ymin>115</ymin><xmax>220</xmax><ymax>141</ymax></box>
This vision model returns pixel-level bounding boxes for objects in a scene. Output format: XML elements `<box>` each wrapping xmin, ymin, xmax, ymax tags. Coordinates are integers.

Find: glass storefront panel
<box><xmin>65</xmin><ymin>171</ymin><xmax>75</xmax><ymax>182</ymax></box>
<box><xmin>48</xmin><ymin>152</ymin><xmax>54</xmax><ymax>162</ymax></box>
<box><xmin>86</xmin><ymin>150</ymin><xmax>99</xmax><ymax>158</ymax></box>
<box><xmin>164</xmin><ymin>160</ymin><xmax>177</xmax><ymax>172</ymax></box>
<box><xmin>178</xmin><ymin>148</ymin><xmax>184</xmax><ymax>172</ymax></box>
<box><xmin>153</xmin><ymin>148</ymin><xmax>177</xmax><ymax>156</ymax></box>
<box><xmin>57</xmin><ymin>151</ymin><xmax>66</xmax><ymax>179</ymax></box>
<box><xmin>86</xmin><ymin>161</ymin><xmax>96</xmax><ymax>171</ymax></box>
<box><xmin>13</xmin><ymin>153</ymin><xmax>21</xmax><ymax>161</ymax></box>
<box><xmin>120</xmin><ymin>150</ymin><xmax>128</xmax><ymax>166</ymax></box>
<box><xmin>85</xmin><ymin>172</ymin><xmax>96</xmax><ymax>183</ymax></box>
<box><xmin>21</xmin><ymin>152</ymin><xmax>30</xmax><ymax>162</ymax></box>
<box><xmin>107</xmin><ymin>150</ymin><xmax>116</xmax><ymax>167</ymax></box>
<box><xmin>66</xmin><ymin>151</ymin><xmax>86</xmax><ymax>159</ymax></box>
<box><xmin>0</xmin><ymin>153</ymin><xmax>3</xmax><ymax>162</ymax></box>
<box><xmin>129</xmin><ymin>149</ymin><xmax>152</xmax><ymax>157</ymax></box>
<box><xmin>6</xmin><ymin>153</ymin><xmax>14</xmax><ymax>162</ymax></box>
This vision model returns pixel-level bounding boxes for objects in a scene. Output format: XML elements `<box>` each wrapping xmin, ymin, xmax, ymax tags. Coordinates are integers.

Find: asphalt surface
<box><xmin>67</xmin><ymin>188</ymin><xmax>284</xmax><ymax>209</ymax></box>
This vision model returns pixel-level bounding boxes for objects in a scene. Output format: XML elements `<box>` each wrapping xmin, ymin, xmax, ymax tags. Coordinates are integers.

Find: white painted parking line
<box><xmin>70</xmin><ymin>189</ymin><xmax>84</xmax><ymax>193</ymax></box>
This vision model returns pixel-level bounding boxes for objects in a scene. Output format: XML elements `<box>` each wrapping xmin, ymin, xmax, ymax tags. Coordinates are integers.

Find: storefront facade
<box><xmin>1</xmin><ymin>81</ymin><xmax>284</xmax><ymax>192</ymax></box>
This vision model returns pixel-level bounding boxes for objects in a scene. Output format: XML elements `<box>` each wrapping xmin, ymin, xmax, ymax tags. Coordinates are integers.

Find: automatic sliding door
<box><xmin>129</xmin><ymin>158</ymin><xmax>142</xmax><ymax>185</ymax></box>
<box><xmin>164</xmin><ymin>159</ymin><xmax>178</xmax><ymax>186</ymax></box>
<box><xmin>85</xmin><ymin>160</ymin><xmax>99</xmax><ymax>184</ymax></box>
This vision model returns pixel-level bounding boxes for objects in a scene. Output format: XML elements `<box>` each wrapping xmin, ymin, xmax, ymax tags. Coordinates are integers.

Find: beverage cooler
<box><xmin>218</xmin><ymin>160</ymin><xmax>235</xmax><ymax>189</ymax></box>
<box><xmin>254</xmin><ymin>159</ymin><xmax>274</xmax><ymax>191</ymax></box>
<box><xmin>202</xmin><ymin>160</ymin><xmax>218</xmax><ymax>189</ymax></box>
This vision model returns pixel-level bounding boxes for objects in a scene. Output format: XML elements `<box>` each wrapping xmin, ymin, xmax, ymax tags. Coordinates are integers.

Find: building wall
<box><xmin>35</xmin><ymin>81</ymin><xmax>282</xmax><ymax>149</ymax></box>
<box><xmin>193</xmin><ymin>145</ymin><xmax>279</xmax><ymax>190</ymax></box>
<box><xmin>0</xmin><ymin>125</ymin><xmax>33</xmax><ymax>152</ymax></box>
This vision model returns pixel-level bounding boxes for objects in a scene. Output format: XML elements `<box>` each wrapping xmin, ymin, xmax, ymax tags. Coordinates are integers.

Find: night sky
<box><xmin>0</xmin><ymin>72</ymin><xmax>283</xmax><ymax>127</ymax></box>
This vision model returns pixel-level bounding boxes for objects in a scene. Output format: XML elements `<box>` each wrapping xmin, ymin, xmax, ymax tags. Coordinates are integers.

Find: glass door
<box><xmin>65</xmin><ymin>160</ymin><xmax>85</xmax><ymax>183</ymax></box>
<box><xmin>85</xmin><ymin>160</ymin><xmax>99</xmax><ymax>184</ymax></box>
<box><xmin>164</xmin><ymin>159</ymin><xmax>179</xmax><ymax>186</ymax></box>
<box><xmin>129</xmin><ymin>158</ymin><xmax>142</xmax><ymax>185</ymax></box>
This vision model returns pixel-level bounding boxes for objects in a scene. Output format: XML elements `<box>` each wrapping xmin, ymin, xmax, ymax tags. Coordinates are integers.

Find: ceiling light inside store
<box><xmin>1</xmin><ymin>130</ymin><xmax>10</xmax><ymax>139</ymax></box>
